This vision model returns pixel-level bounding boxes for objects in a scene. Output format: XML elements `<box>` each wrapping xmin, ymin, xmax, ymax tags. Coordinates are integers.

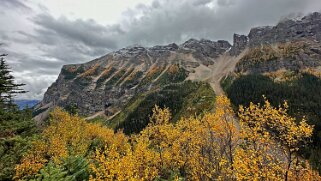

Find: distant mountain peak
<box><xmin>15</xmin><ymin>99</ymin><xmax>39</xmax><ymax>110</ymax></box>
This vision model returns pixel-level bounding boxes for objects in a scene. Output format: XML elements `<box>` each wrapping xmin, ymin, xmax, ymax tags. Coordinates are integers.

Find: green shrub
<box><xmin>0</xmin><ymin>136</ymin><xmax>33</xmax><ymax>180</ymax></box>
<box><xmin>34</xmin><ymin>156</ymin><xmax>89</xmax><ymax>181</ymax></box>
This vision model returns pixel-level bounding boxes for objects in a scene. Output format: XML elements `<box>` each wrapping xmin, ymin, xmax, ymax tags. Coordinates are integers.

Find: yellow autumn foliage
<box><xmin>90</xmin><ymin>96</ymin><xmax>239</xmax><ymax>180</ymax></box>
<box><xmin>15</xmin><ymin>108</ymin><xmax>122</xmax><ymax>180</ymax></box>
<box><xmin>235</xmin><ymin>97</ymin><xmax>317</xmax><ymax>181</ymax></box>
<box><xmin>15</xmin><ymin>96</ymin><xmax>321</xmax><ymax>180</ymax></box>
<box><xmin>168</xmin><ymin>64</ymin><xmax>180</xmax><ymax>74</ymax></box>
<box><xmin>100</xmin><ymin>65</ymin><xmax>114</xmax><ymax>77</ymax></box>
<box><xmin>80</xmin><ymin>64</ymin><xmax>100</xmax><ymax>77</ymax></box>
<box><xmin>146</xmin><ymin>65</ymin><xmax>163</xmax><ymax>78</ymax></box>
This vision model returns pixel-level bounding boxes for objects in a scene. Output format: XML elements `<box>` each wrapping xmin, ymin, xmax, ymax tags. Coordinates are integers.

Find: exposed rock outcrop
<box><xmin>230</xmin><ymin>34</ymin><xmax>248</xmax><ymax>56</ymax></box>
<box><xmin>231</xmin><ymin>12</ymin><xmax>321</xmax><ymax>55</ymax></box>
<box><xmin>248</xmin><ymin>12</ymin><xmax>321</xmax><ymax>46</ymax></box>
<box><xmin>235</xmin><ymin>39</ymin><xmax>321</xmax><ymax>73</ymax></box>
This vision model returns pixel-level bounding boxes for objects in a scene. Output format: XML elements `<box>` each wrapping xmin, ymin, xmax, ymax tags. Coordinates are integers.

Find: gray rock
<box><xmin>230</xmin><ymin>33</ymin><xmax>248</xmax><ymax>56</ymax></box>
<box><xmin>248</xmin><ymin>12</ymin><xmax>321</xmax><ymax>47</ymax></box>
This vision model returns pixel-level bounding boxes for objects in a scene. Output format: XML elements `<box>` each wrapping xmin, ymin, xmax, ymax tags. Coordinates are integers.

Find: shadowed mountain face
<box><xmin>36</xmin><ymin>12</ymin><xmax>321</xmax><ymax>124</ymax></box>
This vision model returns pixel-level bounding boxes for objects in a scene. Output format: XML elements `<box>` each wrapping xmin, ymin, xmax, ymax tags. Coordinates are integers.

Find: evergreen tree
<box><xmin>0</xmin><ymin>53</ymin><xmax>35</xmax><ymax>180</ymax></box>
<box><xmin>0</xmin><ymin>54</ymin><xmax>26</xmax><ymax>110</ymax></box>
<box><xmin>65</xmin><ymin>103</ymin><xmax>79</xmax><ymax>116</ymax></box>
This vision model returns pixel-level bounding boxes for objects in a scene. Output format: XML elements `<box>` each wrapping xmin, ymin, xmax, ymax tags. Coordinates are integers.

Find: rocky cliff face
<box><xmin>233</xmin><ymin>12</ymin><xmax>321</xmax><ymax>73</ymax></box>
<box><xmin>229</xmin><ymin>12</ymin><xmax>321</xmax><ymax>55</ymax></box>
<box><xmin>235</xmin><ymin>39</ymin><xmax>321</xmax><ymax>73</ymax></box>
<box><xmin>248</xmin><ymin>12</ymin><xmax>321</xmax><ymax>47</ymax></box>
<box><xmin>230</xmin><ymin>34</ymin><xmax>248</xmax><ymax>56</ymax></box>
<box><xmin>36</xmin><ymin>12</ymin><xmax>321</xmax><ymax>122</ymax></box>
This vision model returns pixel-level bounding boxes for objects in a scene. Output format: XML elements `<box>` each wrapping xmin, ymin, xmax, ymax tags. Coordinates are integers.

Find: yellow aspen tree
<box><xmin>89</xmin><ymin>143</ymin><xmax>135</xmax><ymax>181</ymax></box>
<box><xmin>236</xmin><ymin>98</ymin><xmax>315</xmax><ymax>180</ymax></box>
<box><xmin>201</xmin><ymin>95</ymin><xmax>239</xmax><ymax>180</ymax></box>
<box><xmin>90</xmin><ymin>105</ymin><xmax>177</xmax><ymax>180</ymax></box>
<box><xmin>139</xmin><ymin>105</ymin><xmax>181</xmax><ymax>177</ymax></box>
<box><xmin>234</xmin><ymin>120</ymin><xmax>285</xmax><ymax>180</ymax></box>
<box><xmin>173</xmin><ymin>117</ymin><xmax>207</xmax><ymax>180</ymax></box>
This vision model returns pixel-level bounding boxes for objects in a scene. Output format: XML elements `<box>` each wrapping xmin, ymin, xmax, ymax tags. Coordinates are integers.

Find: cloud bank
<box><xmin>0</xmin><ymin>0</ymin><xmax>321</xmax><ymax>99</ymax></box>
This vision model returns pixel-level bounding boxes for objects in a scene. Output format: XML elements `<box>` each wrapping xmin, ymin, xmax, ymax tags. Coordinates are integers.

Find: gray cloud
<box><xmin>20</xmin><ymin>0</ymin><xmax>321</xmax><ymax>50</ymax></box>
<box><xmin>1</xmin><ymin>0</ymin><xmax>31</xmax><ymax>11</ymax></box>
<box><xmin>118</xmin><ymin>0</ymin><xmax>321</xmax><ymax>44</ymax></box>
<box><xmin>32</xmin><ymin>14</ymin><xmax>121</xmax><ymax>49</ymax></box>
<box><xmin>1</xmin><ymin>0</ymin><xmax>321</xmax><ymax>100</ymax></box>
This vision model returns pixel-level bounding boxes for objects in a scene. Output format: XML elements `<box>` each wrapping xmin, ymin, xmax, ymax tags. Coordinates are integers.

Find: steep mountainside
<box><xmin>35</xmin><ymin>39</ymin><xmax>231</xmax><ymax>122</ymax></box>
<box><xmin>36</xmin><ymin>12</ymin><xmax>321</xmax><ymax>127</ymax></box>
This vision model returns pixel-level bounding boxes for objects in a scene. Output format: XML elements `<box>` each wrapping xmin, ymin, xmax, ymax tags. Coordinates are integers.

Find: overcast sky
<box><xmin>1</xmin><ymin>0</ymin><xmax>321</xmax><ymax>100</ymax></box>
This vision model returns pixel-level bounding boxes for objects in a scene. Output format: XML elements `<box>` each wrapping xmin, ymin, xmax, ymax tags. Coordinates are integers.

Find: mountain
<box><xmin>35</xmin><ymin>12</ymin><xmax>321</xmax><ymax>132</ymax></box>
<box><xmin>15</xmin><ymin>99</ymin><xmax>39</xmax><ymax>110</ymax></box>
<box><xmin>34</xmin><ymin>39</ymin><xmax>232</xmax><ymax>127</ymax></box>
